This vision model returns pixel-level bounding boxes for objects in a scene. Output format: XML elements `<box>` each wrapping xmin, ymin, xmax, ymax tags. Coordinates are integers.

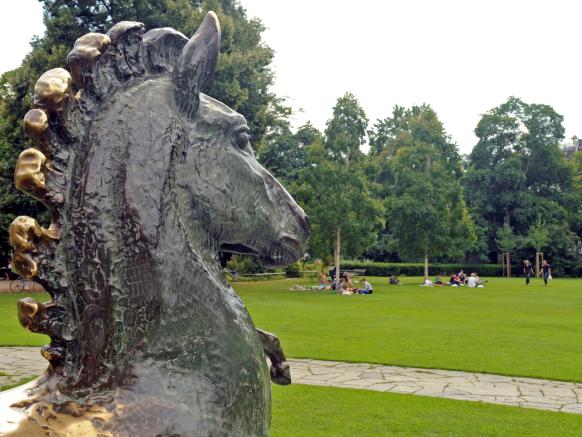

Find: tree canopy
<box><xmin>2</xmin><ymin>5</ymin><xmax>582</xmax><ymax>275</ymax></box>
<box><xmin>464</xmin><ymin>97</ymin><xmax>577</xmax><ymax>267</ymax></box>
<box><xmin>0</xmin><ymin>0</ymin><xmax>289</xmax><ymax>261</ymax></box>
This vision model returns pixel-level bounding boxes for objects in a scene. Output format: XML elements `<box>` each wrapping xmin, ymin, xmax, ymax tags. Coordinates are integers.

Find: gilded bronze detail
<box><xmin>67</xmin><ymin>32</ymin><xmax>110</xmax><ymax>88</ymax></box>
<box><xmin>10</xmin><ymin>251</ymin><xmax>38</xmax><ymax>280</ymax></box>
<box><xmin>1</xmin><ymin>11</ymin><xmax>308</xmax><ymax>436</ymax></box>
<box><xmin>23</xmin><ymin>109</ymin><xmax>49</xmax><ymax>149</ymax></box>
<box><xmin>9</xmin><ymin>216</ymin><xmax>58</xmax><ymax>280</ymax></box>
<box><xmin>33</xmin><ymin>68</ymin><xmax>72</xmax><ymax>114</ymax></box>
<box><xmin>14</xmin><ymin>148</ymin><xmax>47</xmax><ymax>192</ymax></box>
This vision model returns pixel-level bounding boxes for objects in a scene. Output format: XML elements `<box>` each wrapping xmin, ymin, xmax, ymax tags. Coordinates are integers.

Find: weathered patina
<box><xmin>0</xmin><ymin>12</ymin><xmax>308</xmax><ymax>436</ymax></box>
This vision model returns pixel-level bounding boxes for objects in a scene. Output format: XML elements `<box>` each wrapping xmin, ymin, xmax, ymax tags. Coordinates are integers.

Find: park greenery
<box><xmin>2</xmin><ymin>280</ymin><xmax>582</xmax><ymax>435</ymax></box>
<box><xmin>2</xmin><ymin>0</ymin><xmax>582</xmax><ymax>277</ymax></box>
<box><xmin>4</xmin><ymin>277</ymin><xmax>582</xmax><ymax>382</ymax></box>
<box><xmin>271</xmin><ymin>385</ymin><xmax>582</xmax><ymax>437</ymax></box>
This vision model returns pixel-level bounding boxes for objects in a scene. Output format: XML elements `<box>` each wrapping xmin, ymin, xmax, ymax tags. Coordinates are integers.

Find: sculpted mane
<box><xmin>3</xmin><ymin>12</ymin><xmax>309</xmax><ymax>436</ymax></box>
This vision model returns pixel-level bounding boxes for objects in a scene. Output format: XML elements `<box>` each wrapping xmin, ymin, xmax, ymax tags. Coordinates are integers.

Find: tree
<box><xmin>368</xmin><ymin>105</ymin><xmax>473</xmax><ymax>275</ymax></box>
<box><xmin>526</xmin><ymin>216</ymin><xmax>550</xmax><ymax>276</ymax></box>
<box><xmin>258</xmin><ymin>122</ymin><xmax>321</xmax><ymax>186</ymax></box>
<box><xmin>464</xmin><ymin>97</ymin><xmax>573</xmax><ymax>263</ymax></box>
<box><xmin>0</xmin><ymin>0</ymin><xmax>289</xmax><ymax>263</ymax></box>
<box><xmin>369</xmin><ymin>104</ymin><xmax>463</xmax><ymax>180</ymax></box>
<box><xmin>323</xmin><ymin>92</ymin><xmax>368</xmax><ymax>165</ymax></box>
<box><xmin>296</xmin><ymin>93</ymin><xmax>383</xmax><ymax>286</ymax></box>
<box><xmin>389</xmin><ymin>144</ymin><xmax>474</xmax><ymax>279</ymax></box>
<box><xmin>496</xmin><ymin>223</ymin><xmax>516</xmax><ymax>278</ymax></box>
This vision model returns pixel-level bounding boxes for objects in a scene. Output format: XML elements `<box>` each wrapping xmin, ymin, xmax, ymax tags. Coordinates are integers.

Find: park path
<box><xmin>1</xmin><ymin>347</ymin><xmax>581</xmax><ymax>415</ymax></box>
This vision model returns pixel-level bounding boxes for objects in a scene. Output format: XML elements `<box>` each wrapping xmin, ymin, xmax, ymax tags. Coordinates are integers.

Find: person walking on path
<box><xmin>523</xmin><ymin>260</ymin><xmax>534</xmax><ymax>285</ymax></box>
<box><xmin>541</xmin><ymin>260</ymin><xmax>552</xmax><ymax>286</ymax></box>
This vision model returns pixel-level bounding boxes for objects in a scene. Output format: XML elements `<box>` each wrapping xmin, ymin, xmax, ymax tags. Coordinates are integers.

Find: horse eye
<box><xmin>235</xmin><ymin>131</ymin><xmax>250</xmax><ymax>150</ymax></box>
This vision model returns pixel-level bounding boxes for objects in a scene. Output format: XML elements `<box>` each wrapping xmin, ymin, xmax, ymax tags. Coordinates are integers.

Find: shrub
<box><xmin>285</xmin><ymin>262</ymin><xmax>302</xmax><ymax>278</ymax></box>
<box><xmin>226</xmin><ymin>255</ymin><xmax>263</xmax><ymax>274</ymax></box>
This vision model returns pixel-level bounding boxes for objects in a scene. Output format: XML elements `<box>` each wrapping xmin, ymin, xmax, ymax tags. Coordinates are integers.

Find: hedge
<box><xmin>338</xmin><ymin>261</ymin><xmax>504</xmax><ymax>277</ymax></box>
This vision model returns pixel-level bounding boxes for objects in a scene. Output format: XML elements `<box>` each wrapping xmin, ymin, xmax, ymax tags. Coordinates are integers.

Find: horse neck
<box><xmin>152</xmin><ymin>204</ymin><xmax>231</xmax><ymax>333</ymax></box>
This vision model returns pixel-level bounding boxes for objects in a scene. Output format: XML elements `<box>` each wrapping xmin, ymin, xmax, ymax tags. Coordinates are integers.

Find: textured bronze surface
<box><xmin>1</xmin><ymin>11</ymin><xmax>308</xmax><ymax>436</ymax></box>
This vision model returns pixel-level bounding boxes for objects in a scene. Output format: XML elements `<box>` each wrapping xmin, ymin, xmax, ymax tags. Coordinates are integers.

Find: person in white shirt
<box><xmin>356</xmin><ymin>278</ymin><xmax>373</xmax><ymax>294</ymax></box>
<box><xmin>467</xmin><ymin>273</ymin><xmax>477</xmax><ymax>288</ymax></box>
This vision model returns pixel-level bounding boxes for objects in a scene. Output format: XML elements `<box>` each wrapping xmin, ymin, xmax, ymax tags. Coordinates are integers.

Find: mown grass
<box><xmin>0</xmin><ymin>292</ymin><xmax>50</xmax><ymax>346</ymax></box>
<box><xmin>271</xmin><ymin>384</ymin><xmax>582</xmax><ymax>436</ymax></box>
<box><xmin>0</xmin><ymin>376</ymin><xmax>35</xmax><ymax>392</ymax></box>
<box><xmin>1</xmin><ymin>278</ymin><xmax>581</xmax><ymax>433</ymax></box>
<box><xmin>1</xmin><ymin>276</ymin><xmax>582</xmax><ymax>382</ymax></box>
<box><xmin>236</xmin><ymin>276</ymin><xmax>582</xmax><ymax>383</ymax></box>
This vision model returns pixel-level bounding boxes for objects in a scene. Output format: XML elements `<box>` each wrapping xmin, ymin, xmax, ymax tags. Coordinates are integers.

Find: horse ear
<box><xmin>173</xmin><ymin>11</ymin><xmax>220</xmax><ymax>119</ymax></box>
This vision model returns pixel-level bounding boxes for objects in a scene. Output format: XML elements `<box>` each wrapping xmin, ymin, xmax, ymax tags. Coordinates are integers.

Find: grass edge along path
<box><xmin>271</xmin><ymin>384</ymin><xmax>582</xmax><ymax>437</ymax></box>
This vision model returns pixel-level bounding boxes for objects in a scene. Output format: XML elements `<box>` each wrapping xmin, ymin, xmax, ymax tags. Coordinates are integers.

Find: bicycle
<box><xmin>223</xmin><ymin>268</ymin><xmax>239</xmax><ymax>282</ymax></box>
<box><xmin>9</xmin><ymin>279</ymin><xmax>41</xmax><ymax>292</ymax></box>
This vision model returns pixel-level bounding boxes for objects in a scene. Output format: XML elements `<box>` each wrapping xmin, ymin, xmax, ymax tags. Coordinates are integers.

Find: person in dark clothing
<box><xmin>329</xmin><ymin>267</ymin><xmax>336</xmax><ymax>289</ymax></box>
<box><xmin>541</xmin><ymin>260</ymin><xmax>552</xmax><ymax>286</ymax></box>
<box><xmin>523</xmin><ymin>260</ymin><xmax>534</xmax><ymax>285</ymax></box>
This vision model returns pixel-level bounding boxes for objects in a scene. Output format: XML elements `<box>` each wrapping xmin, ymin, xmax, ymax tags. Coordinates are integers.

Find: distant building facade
<box><xmin>561</xmin><ymin>136</ymin><xmax>582</xmax><ymax>159</ymax></box>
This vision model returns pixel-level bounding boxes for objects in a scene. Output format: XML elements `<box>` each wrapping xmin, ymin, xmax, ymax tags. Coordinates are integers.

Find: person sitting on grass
<box><xmin>458</xmin><ymin>269</ymin><xmax>467</xmax><ymax>285</ymax></box>
<box><xmin>337</xmin><ymin>273</ymin><xmax>352</xmax><ymax>295</ymax></box>
<box><xmin>433</xmin><ymin>273</ymin><xmax>446</xmax><ymax>286</ymax></box>
<box><xmin>450</xmin><ymin>272</ymin><xmax>461</xmax><ymax>286</ymax></box>
<box><xmin>318</xmin><ymin>272</ymin><xmax>331</xmax><ymax>290</ymax></box>
<box><xmin>467</xmin><ymin>272</ymin><xmax>486</xmax><ymax>288</ymax></box>
<box><xmin>356</xmin><ymin>277</ymin><xmax>373</xmax><ymax>294</ymax></box>
<box><xmin>389</xmin><ymin>275</ymin><xmax>400</xmax><ymax>285</ymax></box>
<box><xmin>467</xmin><ymin>273</ymin><xmax>477</xmax><ymax>288</ymax></box>
<box><xmin>346</xmin><ymin>273</ymin><xmax>355</xmax><ymax>291</ymax></box>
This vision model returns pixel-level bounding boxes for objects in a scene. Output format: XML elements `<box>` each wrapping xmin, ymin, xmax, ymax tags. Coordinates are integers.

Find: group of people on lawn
<box><xmin>422</xmin><ymin>270</ymin><xmax>486</xmax><ymax>288</ymax></box>
<box><xmin>322</xmin><ymin>270</ymin><xmax>373</xmax><ymax>295</ymax></box>
<box><xmin>292</xmin><ymin>259</ymin><xmax>553</xmax><ymax>294</ymax></box>
<box><xmin>523</xmin><ymin>259</ymin><xmax>552</xmax><ymax>286</ymax></box>
<box><xmin>289</xmin><ymin>270</ymin><xmax>373</xmax><ymax>294</ymax></box>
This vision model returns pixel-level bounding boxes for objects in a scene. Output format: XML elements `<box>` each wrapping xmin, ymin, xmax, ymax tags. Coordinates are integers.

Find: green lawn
<box><xmin>1</xmin><ymin>279</ymin><xmax>582</xmax><ymax>434</ymax></box>
<box><xmin>237</xmin><ymin>276</ymin><xmax>582</xmax><ymax>383</ymax></box>
<box><xmin>1</xmin><ymin>276</ymin><xmax>582</xmax><ymax>383</ymax></box>
<box><xmin>0</xmin><ymin>292</ymin><xmax>50</xmax><ymax>346</ymax></box>
<box><xmin>271</xmin><ymin>384</ymin><xmax>582</xmax><ymax>436</ymax></box>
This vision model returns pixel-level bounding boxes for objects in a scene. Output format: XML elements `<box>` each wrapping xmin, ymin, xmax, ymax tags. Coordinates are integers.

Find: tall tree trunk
<box><xmin>334</xmin><ymin>227</ymin><xmax>341</xmax><ymax>291</ymax></box>
<box><xmin>535</xmin><ymin>252</ymin><xmax>543</xmax><ymax>277</ymax></box>
<box><xmin>507</xmin><ymin>252</ymin><xmax>511</xmax><ymax>278</ymax></box>
<box><xmin>501</xmin><ymin>251</ymin><xmax>506</xmax><ymax>278</ymax></box>
<box><xmin>424</xmin><ymin>254</ymin><xmax>429</xmax><ymax>281</ymax></box>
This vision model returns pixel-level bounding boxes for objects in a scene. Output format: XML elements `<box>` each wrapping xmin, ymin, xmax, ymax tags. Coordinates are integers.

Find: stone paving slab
<box><xmin>1</xmin><ymin>348</ymin><xmax>581</xmax><ymax>415</ymax></box>
<box><xmin>288</xmin><ymin>358</ymin><xmax>582</xmax><ymax>415</ymax></box>
<box><xmin>0</xmin><ymin>347</ymin><xmax>47</xmax><ymax>388</ymax></box>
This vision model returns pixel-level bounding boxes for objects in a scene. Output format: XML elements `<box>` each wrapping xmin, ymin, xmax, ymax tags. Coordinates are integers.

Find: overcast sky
<box><xmin>2</xmin><ymin>0</ymin><xmax>581</xmax><ymax>154</ymax></box>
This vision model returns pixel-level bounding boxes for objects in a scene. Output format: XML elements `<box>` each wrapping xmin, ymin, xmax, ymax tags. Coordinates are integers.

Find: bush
<box><xmin>226</xmin><ymin>255</ymin><xmax>263</xmax><ymax>274</ymax></box>
<box><xmin>285</xmin><ymin>262</ymin><xmax>301</xmax><ymax>278</ymax></box>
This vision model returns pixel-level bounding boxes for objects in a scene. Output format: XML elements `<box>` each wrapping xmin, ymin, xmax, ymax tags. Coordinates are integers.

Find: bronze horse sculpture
<box><xmin>0</xmin><ymin>12</ymin><xmax>308</xmax><ymax>436</ymax></box>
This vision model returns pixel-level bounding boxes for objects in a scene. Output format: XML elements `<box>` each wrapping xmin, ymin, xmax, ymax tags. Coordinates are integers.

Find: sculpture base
<box><xmin>0</xmin><ymin>376</ymin><xmax>112</xmax><ymax>436</ymax></box>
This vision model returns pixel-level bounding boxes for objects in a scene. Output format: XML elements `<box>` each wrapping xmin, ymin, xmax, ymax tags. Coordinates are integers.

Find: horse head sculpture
<box><xmin>0</xmin><ymin>12</ymin><xmax>309</xmax><ymax>436</ymax></box>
